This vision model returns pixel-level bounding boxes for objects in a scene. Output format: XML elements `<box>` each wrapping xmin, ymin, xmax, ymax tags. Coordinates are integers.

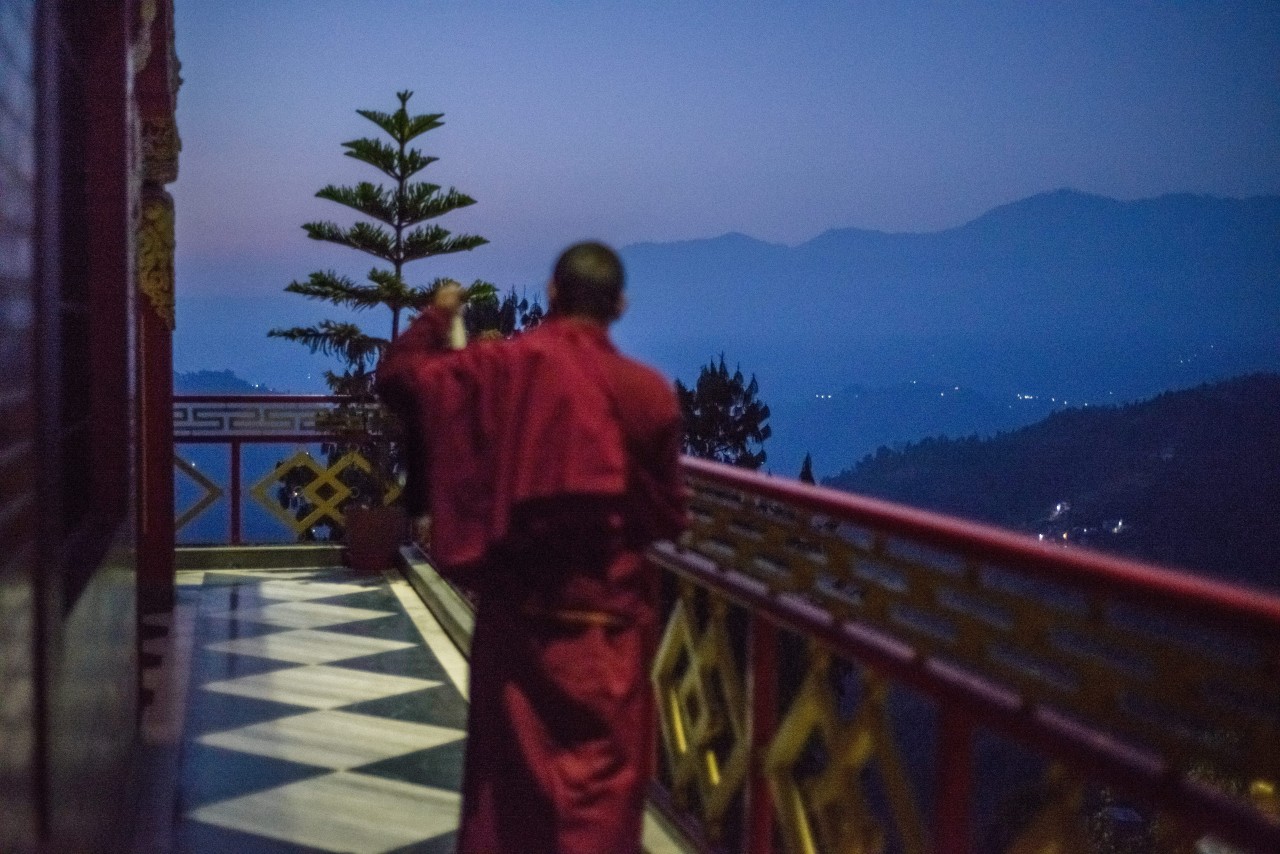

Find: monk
<box><xmin>376</xmin><ymin>241</ymin><xmax>686</xmax><ymax>853</ymax></box>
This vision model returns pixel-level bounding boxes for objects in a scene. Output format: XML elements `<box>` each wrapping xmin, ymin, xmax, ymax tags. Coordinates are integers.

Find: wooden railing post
<box><xmin>229</xmin><ymin>439</ymin><xmax>242</xmax><ymax>544</ymax></box>
<box><xmin>746</xmin><ymin>614</ymin><xmax>777</xmax><ymax>854</ymax></box>
<box><xmin>936</xmin><ymin>703</ymin><xmax>974</xmax><ymax>854</ymax></box>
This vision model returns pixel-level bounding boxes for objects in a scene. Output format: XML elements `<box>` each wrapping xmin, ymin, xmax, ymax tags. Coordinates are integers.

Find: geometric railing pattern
<box><xmin>171</xmin><ymin>398</ymin><xmax>1280</xmax><ymax>850</ymax></box>
<box><xmin>173</xmin><ymin>395</ymin><xmax>400</xmax><ymax>542</ymax></box>
<box><xmin>650</xmin><ymin>457</ymin><xmax>1280</xmax><ymax>854</ymax></box>
<box><xmin>173</xmin><ymin>396</ymin><xmax>334</xmax><ymax>438</ymax></box>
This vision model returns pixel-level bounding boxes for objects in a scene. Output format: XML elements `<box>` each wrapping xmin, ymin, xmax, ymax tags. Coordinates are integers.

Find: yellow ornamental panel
<box><xmin>1004</xmin><ymin>765</ymin><xmax>1088</xmax><ymax>854</ymax></box>
<box><xmin>174</xmin><ymin>454</ymin><xmax>223</xmax><ymax>532</ymax></box>
<box><xmin>651</xmin><ymin>585</ymin><xmax>751</xmax><ymax>834</ymax></box>
<box><xmin>765</xmin><ymin>646</ymin><xmax>924</xmax><ymax>854</ymax></box>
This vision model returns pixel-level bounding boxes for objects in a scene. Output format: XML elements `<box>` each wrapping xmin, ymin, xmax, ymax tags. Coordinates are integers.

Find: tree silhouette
<box><xmin>265</xmin><ymin>90</ymin><xmax>492</xmax><ymax>531</ymax></box>
<box><xmin>677</xmin><ymin>355</ymin><xmax>771</xmax><ymax>469</ymax></box>
<box><xmin>269</xmin><ymin>89</ymin><xmax>493</xmax><ymax>394</ymax></box>
<box><xmin>799</xmin><ymin>452</ymin><xmax>815</xmax><ymax>483</ymax></box>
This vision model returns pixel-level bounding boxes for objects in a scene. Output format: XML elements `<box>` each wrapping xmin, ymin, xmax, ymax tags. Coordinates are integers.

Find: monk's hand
<box><xmin>413</xmin><ymin>515</ymin><xmax>431</xmax><ymax>547</ymax></box>
<box><xmin>433</xmin><ymin>280</ymin><xmax>465</xmax><ymax>316</ymax></box>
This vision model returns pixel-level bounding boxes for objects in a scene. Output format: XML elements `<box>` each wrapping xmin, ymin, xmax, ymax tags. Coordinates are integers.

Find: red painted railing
<box><xmin>654</xmin><ymin>457</ymin><xmax>1280</xmax><ymax>853</ymax></box>
<box><xmin>173</xmin><ymin>394</ymin><xmax>383</xmax><ymax>543</ymax></box>
<box><xmin>172</xmin><ymin>395</ymin><xmax>1280</xmax><ymax>851</ymax></box>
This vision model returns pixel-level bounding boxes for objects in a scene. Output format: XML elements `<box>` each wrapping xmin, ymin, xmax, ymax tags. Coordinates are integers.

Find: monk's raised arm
<box><xmin>374</xmin><ymin>305</ymin><xmax>454</xmax><ymax>408</ymax></box>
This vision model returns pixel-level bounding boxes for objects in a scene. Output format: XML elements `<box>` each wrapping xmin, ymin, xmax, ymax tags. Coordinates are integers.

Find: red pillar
<box><xmin>745</xmin><ymin>616</ymin><xmax>778</xmax><ymax>854</ymax></box>
<box><xmin>134</xmin><ymin>0</ymin><xmax>180</xmax><ymax>613</ymax></box>
<box><xmin>936</xmin><ymin>703</ymin><xmax>974</xmax><ymax>854</ymax></box>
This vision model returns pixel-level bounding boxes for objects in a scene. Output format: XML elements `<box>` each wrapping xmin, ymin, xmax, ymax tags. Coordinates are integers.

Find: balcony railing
<box><xmin>173</xmin><ymin>394</ymin><xmax>399</xmax><ymax>544</ymax></box>
<box><xmin>656</xmin><ymin>458</ymin><xmax>1279</xmax><ymax>854</ymax></box>
<box><xmin>172</xmin><ymin>394</ymin><xmax>1280</xmax><ymax>852</ymax></box>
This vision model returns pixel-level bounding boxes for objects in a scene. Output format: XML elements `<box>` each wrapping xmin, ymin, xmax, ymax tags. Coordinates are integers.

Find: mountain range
<box><xmin>615</xmin><ymin>190</ymin><xmax>1280</xmax><ymax>475</ymax></box>
<box><xmin>824</xmin><ymin>374</ymin><xmax>1280</xmax><ymax>590</ymax></box>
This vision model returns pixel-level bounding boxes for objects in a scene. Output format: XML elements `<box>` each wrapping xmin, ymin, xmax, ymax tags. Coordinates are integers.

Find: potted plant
<box><xmin>269</xmin><ymin>90</ymin><xmax>493</xmax><ymax>570</ymax></box>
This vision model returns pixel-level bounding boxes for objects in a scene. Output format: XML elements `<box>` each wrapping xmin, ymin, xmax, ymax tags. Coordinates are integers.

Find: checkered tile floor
<box><xmin>172</xmin><ymin>567</ymin><xmax>470</xmax><ymax>854</ymax></box>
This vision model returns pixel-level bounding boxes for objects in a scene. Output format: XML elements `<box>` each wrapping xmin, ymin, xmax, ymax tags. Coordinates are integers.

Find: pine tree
<box><xmin>799</xmin><ymin>453</ymin><xmax>815</xmax><ymax>484</ymax></box>
<box><xmin>266</xmin><ymin>91</ymin><xmax>492</xmax><ymax>528</ymax></box>
<box><xmin>269</xmin><ymin>90</ymin><xmax>492</xmax><ymax>395</ymax></box>
<box><xmin>677</xmin><ymin>355</ymin><xmax>772</xmax><ymax>469</ymax></box>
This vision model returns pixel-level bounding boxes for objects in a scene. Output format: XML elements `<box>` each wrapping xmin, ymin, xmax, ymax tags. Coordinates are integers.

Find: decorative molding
<box><xmin>141</xmin><ymin>116</ymin><xmax>180</xmax><ymax>185</ymax></box>
<box><xmin>131</xmin><ymin>0</ymin><xmax>159</xmax><ymax>74</ymax></box>
<box><xmin>137</xmin><ymin>193</ymin><xmax>175</xmax><ymax>328</ymax></box>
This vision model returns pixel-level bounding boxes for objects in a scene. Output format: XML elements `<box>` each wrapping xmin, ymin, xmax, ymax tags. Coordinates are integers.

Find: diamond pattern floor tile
<box><xmin>202</xmin><ymin>664</ymin><xmax>440</xmax><ymax>709</ymax></box>
<box><xmin>205</xmin><ymin>628</ymin><xmax>417</xmax><ymax>665</ymax></box>
<box><xmin>176</xmin><ymin>567</ymin><xmax>471</xmax><ymax>853</ymax></box>
<box><xmin>188</xmin><ymin>771</ymin><xmax>460</xmax><ymax>854</ymax></box>
<box><xmin>255</xmin><ymin>580</ymin><xmax>378</xmax><ymax>601</ymax></box>
<box><xmin>206</xmin><ymin>600</ymin><xmax>396</xmax><ymax>629</ymax></box>
<box><xmin>197</xmin><ymin>709</ymin><xmax>465</xmax><ymax>770</ymax></box>
<box><xmin>354</xmin><ymin>739</ymin><xmax>468</xmax><ymax>792</ymax></box>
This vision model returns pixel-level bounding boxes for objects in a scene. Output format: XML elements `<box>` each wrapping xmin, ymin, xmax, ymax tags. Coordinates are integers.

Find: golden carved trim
<box><xmin>141</xmin><ymin>116</ymin><xmax>181</xmax><ymax>185</ymax></box>
<box><xmin>131</xmin><ymin>0</ymin><xmax>159</xmax><ymax>73</ymax></box>
<box><xmin>138</xmin><ymin>194</ymin><xmax>175</xmax><ymax>329</ymax></box>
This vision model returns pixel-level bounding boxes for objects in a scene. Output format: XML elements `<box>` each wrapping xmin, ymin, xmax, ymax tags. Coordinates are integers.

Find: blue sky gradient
<box><xmin>172</xmin><ymin>1</ymin><xmax>1280</xmax><ymax>387</ymax></box>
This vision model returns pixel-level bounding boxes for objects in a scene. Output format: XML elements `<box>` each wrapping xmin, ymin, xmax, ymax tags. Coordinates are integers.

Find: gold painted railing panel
<box><xmin>649</xmin><ymin>458</ymin><xmax>1280</xmax><ymax>854</ymax></box>
<box><xmin>172</xmin><ymin>395</ymin><xmax>400</xmax><ymax>542</ymax></box>
<box><xmin>682</xmin><ymin>469</ymin><xmax>1279</xmax><ymax>790</ymax></box>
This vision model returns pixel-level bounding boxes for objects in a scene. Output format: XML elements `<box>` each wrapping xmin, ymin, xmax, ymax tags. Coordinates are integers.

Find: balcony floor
<box><xmin>156</xmin><ymin>565</ymin><xmax>472</xmax><ymax>853</ymax></box>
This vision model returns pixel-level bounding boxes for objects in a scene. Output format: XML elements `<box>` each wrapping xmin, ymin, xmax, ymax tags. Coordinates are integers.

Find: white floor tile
<box><xmin>197</xmin><ymin>709</ymin><xmax>464</xmax><ymax>769</ymax></box>
<box><xmin>205</xmin><ymin>629</ymin><xmax>416</xmax><ymax>665</ymax></box>
<box><xmin>386</xmin><ymin>575</ymin><xmax>470</xmax><ymax>700</ymax></box>
<box><xmin>188</xmin><ymin>771</ymin><xmax>460</xmax><ymax>854</ymax></box>
<box><xmin>202</xmin><ymin>664</ymin><xmax>440</xmax><ymax>709</ymax></box>
<box><xmin>206</xmin><ymin>600</ymin><xmax>395</xmax><ymax>629</ymax></box>
<box><xmin>254</xmin><ymin>579</ymin><xmax>376</xmax><ymax>601</ymax></box>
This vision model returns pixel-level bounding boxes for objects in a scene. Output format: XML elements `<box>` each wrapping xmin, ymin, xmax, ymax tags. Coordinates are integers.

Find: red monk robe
<box><xmin>377</xmin><ymin>304</ymin><xmax>686</xmax><ymax>853</ymax></box>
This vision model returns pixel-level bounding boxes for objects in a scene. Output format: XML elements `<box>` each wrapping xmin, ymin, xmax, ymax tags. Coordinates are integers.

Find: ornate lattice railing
<box><xmin>173</xmin><ymin>395</ymin><xmax>399</xmax><ymax>543</ymax></box>
<box><xmin>171</xmin><ymin>398</ymin><xmax>1280</xmax><ymax>850</ymax></box>
<box><xmin>650</xmin><ymin>457</ymin><xmax>1280</xmax><ymax>854</ymax></box>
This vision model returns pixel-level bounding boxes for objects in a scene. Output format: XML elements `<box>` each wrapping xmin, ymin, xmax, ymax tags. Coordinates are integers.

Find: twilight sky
<box><xmin>172</xmin><ymin>1</ymin><xmax>1280</xmax><ymax>386</ymax></box>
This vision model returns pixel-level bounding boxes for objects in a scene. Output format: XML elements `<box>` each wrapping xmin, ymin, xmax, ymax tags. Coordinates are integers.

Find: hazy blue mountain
<box><xmin>175</xmin><ymin>191</ymin><xmax>1279</xmax><ymax>477</ymax></box>
<box><xmin>174</xmin><ymin>369</ymin><xmax>278</xmax><ymax>394</ymax></box>
<box><xmin>616</xmin><ymin>190</ymin><xmax>1280</xmax><ymax>475</ymax></box>
<box><xmin>823</xmin><ymin>373</ymin><xmax>1280</xmax><ymax>590</ymax></box>
<box><xmin>765</xmin><ymin>381</ymin><xmax>1075</xmax><ymax>480</ymax></box>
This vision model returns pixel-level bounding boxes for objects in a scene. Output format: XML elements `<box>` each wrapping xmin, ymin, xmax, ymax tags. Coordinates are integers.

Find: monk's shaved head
<box><xmin>550</xmin><ymin>241</ymin><xmax>624</xmax><ymax>322</ymax></box>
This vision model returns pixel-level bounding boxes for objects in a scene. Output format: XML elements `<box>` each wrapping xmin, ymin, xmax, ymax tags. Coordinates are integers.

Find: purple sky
<box><xmin>172</xmin><ymin>1</ymin><xmax>1280</xmax><ymax>386</ymax></box>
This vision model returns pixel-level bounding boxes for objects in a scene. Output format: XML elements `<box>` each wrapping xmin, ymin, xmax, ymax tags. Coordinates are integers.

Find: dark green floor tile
<box><xmin>178</xmin><ymin>741</ymin><xmax>327</xmax><ymax>810</ymax></box>
<box><xmin>337</xmin><ymin>645</ymin><xmax>451</xmax><ymax>681</ymax></box>
<box><xmin>354</xmin><ymin>740</ymin><xmax>467</xmax><ymax>793</ymax></box>
<box><xmin>178</xmin><ymin>819</ymin><xmax>324</xmax><ymax>854</ymax></box>
<box><xmin>184</xmin><ymin>690</ymin><xmax>314</xmax><ymax>737</ymax></box>
<box><xmin>340</xmin><ymin>683</ymin><xmax>469</xmax><ymax>729</ymax></box>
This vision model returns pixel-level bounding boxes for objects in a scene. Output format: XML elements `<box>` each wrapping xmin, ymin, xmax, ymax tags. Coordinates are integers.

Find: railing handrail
<box><xmin>170</xmin><ymin>397</ymin><xmax>1280</xmax><ymax>631</ymax></box>
<box><xmin>669</xmin><ymin>456</ymin><xmax>1280</xmax><ymax>853</ymax></box>
<box><xmin>681</xmin><ymin>455</ymin><xmax>1280</xmax><ymax>637</ymax></box>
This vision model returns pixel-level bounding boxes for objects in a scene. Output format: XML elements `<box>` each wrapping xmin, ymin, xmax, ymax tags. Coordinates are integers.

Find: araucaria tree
<box><xmin>677</xmin><ymin>356</ymin><xmax>772</xmax><ymax>469</ymax></box>
<box><xmin>268</xmin><ymin>91</ymin><xmax>489</xmax><ymax>533</ymax></box>
<box><xmin>269</xmin><ymin>90</ymin><xmax>490</xmax><ymax>394</ymax></box>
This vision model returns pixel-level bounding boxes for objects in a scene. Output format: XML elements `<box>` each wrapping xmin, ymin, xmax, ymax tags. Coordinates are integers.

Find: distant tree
<box><xmin>465</xmin><ymin>286</ymin><xmax>545</xmax><ymax>339</ymax></box>
<box><xmin>677</xmin><ymin>355</ymin><xmax>771</xmax><ymax>469</ymax></box>
<box><xmin>799</xmin><ymin>452</ymin><xmax>815</xmax><ymax>484</ymax></box>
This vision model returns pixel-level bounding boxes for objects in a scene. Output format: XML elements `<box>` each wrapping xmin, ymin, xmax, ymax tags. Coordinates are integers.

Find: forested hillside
<box><xmin>824</xmin><ymin>374</ymin><xmax>1280</xmax><ymax>590</ymax></box>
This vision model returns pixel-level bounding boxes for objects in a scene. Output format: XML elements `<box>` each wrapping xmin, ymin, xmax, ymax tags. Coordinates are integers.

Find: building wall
<box><xmin>0</xmin><ymin>0</ymin><xmax>42</xmax><ymax>849</ymax></box>
<box><xmin>0</xmin><ymin>1</ymin><xmax>177</xmax><ymax>850</ymax></box>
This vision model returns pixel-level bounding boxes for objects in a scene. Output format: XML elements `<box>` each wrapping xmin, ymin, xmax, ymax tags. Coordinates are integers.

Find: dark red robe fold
<box><xmin>377</xmin><ymin>307</ymin><xmax>686</xmax><ymax>853</ymax></box>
